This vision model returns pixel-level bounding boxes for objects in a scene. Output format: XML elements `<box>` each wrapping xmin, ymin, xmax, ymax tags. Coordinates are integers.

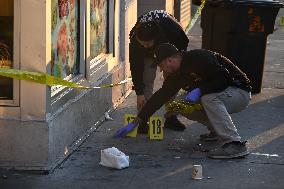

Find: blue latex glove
<box><xmin>114</xmin><ymin>123</ymin><xmax>138</xmax><ymax>138</ymax></box>
<box><xmin>185</xmin><ymin>88</ymin><xmax>201</xmax><ymax>102</ymax></box>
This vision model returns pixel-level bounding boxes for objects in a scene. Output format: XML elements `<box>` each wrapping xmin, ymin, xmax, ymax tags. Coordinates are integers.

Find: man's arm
<box><xmin>137</xmin><ymin>74</ymin><xmax>190</xmax><ymax>122</ymax></box>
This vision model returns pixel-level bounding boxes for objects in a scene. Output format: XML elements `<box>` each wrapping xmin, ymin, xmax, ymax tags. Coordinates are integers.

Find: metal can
<box><xmin>192</xmin><ymin>165</ymin><xmax>203</xmax><ymax>179</ymax></box>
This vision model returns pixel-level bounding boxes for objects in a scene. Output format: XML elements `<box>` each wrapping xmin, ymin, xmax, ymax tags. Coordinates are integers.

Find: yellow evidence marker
<box><xmin>280</xmin><ymin>16</ymin><xmax>284</xmax><ymax>26</ymax></box>
<box><xmin>125</xmin><ymin>114</ymin><xmax>138</xmax><ymax>137</ymax></box>
<box><xmin>149</xmin><ymin>116</ymin><xmax>164</xmax><ymax>140</ymax></box>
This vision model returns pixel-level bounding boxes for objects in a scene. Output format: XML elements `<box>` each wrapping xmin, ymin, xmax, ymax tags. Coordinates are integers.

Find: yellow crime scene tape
<box><xmin>185</xmin><ymin>0</ymin><xmax>206</xmax><ymax>33</ymax></box>
<box><xmin>0</xmin><ymin>68</ymin><xmax>131</xmax><ymax>89</ymax></box>
<box><xmin>166</xmin><ymin>100</ymin><xmax>202</xmax><ymax>115</ymax></box>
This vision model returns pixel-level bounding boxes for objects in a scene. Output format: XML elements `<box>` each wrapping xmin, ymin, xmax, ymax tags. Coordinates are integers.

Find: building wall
<box><xmin>0</xmin><ymin>0</ymin><xmax>133</xmax><ymax>171</ymax></box>
<box><xmin>0</xmin><ymin>119</ymin><xmax>49</xmax><ymax>169</ymax></box>
<box><xmin>137</xmin><ymin>0</ymin><xmax>174</xmax><ymax>17</ymax></box>
<box><xmin>136</xmin><ymin>0</ymin><xmax>191</xmax><ymax>29</ymax></box>
<box><xmin>166</xmin><ymin>0</ymin><xmax>175</xmax><ymax>15</ymax></box>
<box><xmin>0</xmin><ymin>0</ymin><xmax>49</xmax><ymax>170</ymax></box>
<box><xmin>20</xmin><ymin>0</ymin><xmax>48</xmax><ymax>121</ymax></box>
<box><xmin>48</xmin><ymin>64</ymin><xmax>127</xmax><ymax>169</ymax></box>
<box><xmin>0</xmin><ymin>0</ymin><xmax>13</xmax><ymax>16</ymax></box>
<box><xmin>120</xmin><ymin>0</ymin><xmax>137</xmax><ymax>92</ymax></box>
<box><xmin>176</xmin><ymin>0</ymin><xmax>191</xmax><ymax>29</ymax></box>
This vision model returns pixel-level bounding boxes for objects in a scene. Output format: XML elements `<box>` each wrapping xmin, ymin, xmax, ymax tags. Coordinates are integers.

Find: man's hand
<box><xmin>114</xmin><ymin>123</ymin><xmax>138</xmax><ymax>138</ymax></box>
<box><xmin>137</xmin><ymin>95</ymin><xmax>146</xmax><ymax>112</ymax></box>
<box><xmin>185</xmin><ymin>88</ymin><xmax>201</xmax><ymax>102</ymax></box>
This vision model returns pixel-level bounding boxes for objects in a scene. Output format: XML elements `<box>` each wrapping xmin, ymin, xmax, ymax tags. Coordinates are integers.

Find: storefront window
<box><xmin>0</xmin><ymin>0</ymin><xmax>13</xmax><ymax>100</ymax></box>
<box><xmin>51</xmin><ymin>0</ymin><xmax>80</xmax><ymax>78</ymax></box>
<box><xmin>90</xmin><ymin>0</ymin><xmax>108</xmax><ymax>59</ymax></box>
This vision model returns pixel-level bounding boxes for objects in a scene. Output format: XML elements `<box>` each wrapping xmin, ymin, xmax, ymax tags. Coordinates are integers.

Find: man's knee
<box><xmin>201</xmin><ymin>93</ymin><xmax>214</xmax><ymax>104</ymax></box>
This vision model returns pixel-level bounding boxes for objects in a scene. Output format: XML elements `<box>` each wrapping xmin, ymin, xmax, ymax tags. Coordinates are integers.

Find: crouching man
<box><xmin>116</xmin><ymin>43</ymin><xmax>252</xmax><ymax>159</ymax></box>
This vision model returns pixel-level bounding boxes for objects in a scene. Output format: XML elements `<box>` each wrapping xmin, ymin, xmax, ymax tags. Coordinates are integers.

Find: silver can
<box><xmin>192</xmin><ymin>165</ymin><xmax>203</xmax><ymax>179</ymax></box>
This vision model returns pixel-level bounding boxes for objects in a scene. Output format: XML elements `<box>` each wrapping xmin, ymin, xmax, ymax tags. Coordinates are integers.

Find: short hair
<box><xmin>136</xmin><ymin>21</ymin><xmax>159</xmax><ymax>41</ymax></box>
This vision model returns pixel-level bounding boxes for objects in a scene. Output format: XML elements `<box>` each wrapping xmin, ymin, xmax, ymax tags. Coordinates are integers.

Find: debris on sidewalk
<box><xmin>193</xmin><ymin>143</ymin><xmax>209</xmax><ymax>152</ymax></box>
<box><xmin>104</xmin><ymin>112</ymin><xmax>114</xmax><ymax>121</ymax></box>
<box><xmin>173</xmin><ymin>136</ymin><xmax>185</xmax><ymax>142</ymax></box>
<box><xmin>99</xmin><ymin>147</ymin><xmax>129</xmax><ymax>169</ymax></box>
<box><xmin>192</xmin><ymin>165</ymin><xmax>203</xmax><ymax>180</ymax></box>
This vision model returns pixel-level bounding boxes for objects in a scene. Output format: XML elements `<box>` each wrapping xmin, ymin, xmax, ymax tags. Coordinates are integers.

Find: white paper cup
<box><xmin>192</xmin><ymin>165</ymin><xmax>203</xmax><ymax>179</ymax></box>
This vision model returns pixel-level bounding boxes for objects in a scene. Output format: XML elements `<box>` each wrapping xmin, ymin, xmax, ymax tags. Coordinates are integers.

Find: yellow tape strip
<box><xmin>166</xmin><ymin>100</ymin><xmax>202</xmax><ymax>115</ymax></box>
<box><xmin>0</xmin><ymin>68</ymin><xmax>131</xmax><ymax>89</ymax></box>
<box><xmin>185</xmin><ymin>0</ymin><xmax>206</xmax><ymax>33</ymax></box>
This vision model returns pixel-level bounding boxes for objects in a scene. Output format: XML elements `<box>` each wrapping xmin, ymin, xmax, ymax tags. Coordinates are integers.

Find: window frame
<box><xmin>50</xmin><ymin>0</ymin><xmax>116</xmax><ymax>112</ymax></box>
<box><xmin>86</xmin><ymin>0</ymin><xmax>115</xmax><ymax>81</ymax></box>
<box><xmin>51</xmin><ymin>0</ymin><xmax>85</xmax><ymax>97</ymax></box>
<box><xmin>0</xmin><ymin>0</ymin><xmax>20</xmax><ymax>107</ymax></box>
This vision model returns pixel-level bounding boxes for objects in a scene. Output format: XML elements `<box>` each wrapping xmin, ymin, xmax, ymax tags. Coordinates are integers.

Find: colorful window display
<box><xmin>90</xmin><ymin>0</ymin><xmax>108</xmax><ymax>59</ymax></box>
<box><xmin>0</xmin><ymin>0</ymin><xmax>13</xmax><ymax>100</ymax></box>
<box><xmin>51</xmin><ymin>0</ymin><xmax>79</xmax><ymax>78</ymax></box>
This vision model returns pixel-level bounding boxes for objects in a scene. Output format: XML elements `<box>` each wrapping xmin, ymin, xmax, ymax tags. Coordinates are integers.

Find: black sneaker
<box><xmin>164</xmin><ymin>116</ymin><xmax>186</xmax><ymax>131</ymax></box>
<box><xmin>208</xmin><ymin>141</ymin><xmax>249</xmax><ymax>159</ymax></box>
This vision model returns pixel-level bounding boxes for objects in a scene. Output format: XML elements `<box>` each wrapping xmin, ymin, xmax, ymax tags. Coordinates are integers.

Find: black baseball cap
<box><xmin>152</xmin><ymin>43</ymin><xmax>178</xmax><ymax>67</ymax></box>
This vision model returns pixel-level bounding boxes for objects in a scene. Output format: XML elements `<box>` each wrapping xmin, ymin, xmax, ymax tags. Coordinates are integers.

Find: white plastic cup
<box><xmin>192</xmin><ymin>165</ymin><xmax>203</xmax><ymax>179</ymax></box>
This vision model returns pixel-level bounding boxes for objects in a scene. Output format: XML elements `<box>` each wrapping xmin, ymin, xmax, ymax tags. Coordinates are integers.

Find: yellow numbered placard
<box><xmin>280</xmin><ymin>16</ymin><xmax>284</xmax><ymax>26</ymax></box>
<box><xmin>125</xmin><ymin>114</ymin><xmax>138</xmax><ymax>137</ymax></box>
<box><xmin>149</xmin><ymin>116</ymin><xmax>164</xmax><ymax>140</ymax></box>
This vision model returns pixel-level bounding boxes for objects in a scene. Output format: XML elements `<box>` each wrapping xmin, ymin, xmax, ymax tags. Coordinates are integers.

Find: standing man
<box><xmin>117</xmin><ymin>43</ymin><xmax>252</xmax><ymax>159</ymax></box>
<box><xmin>129</xmin><ymin>10</ymin><xmax>189</xmax><ymax>133</ymax></box>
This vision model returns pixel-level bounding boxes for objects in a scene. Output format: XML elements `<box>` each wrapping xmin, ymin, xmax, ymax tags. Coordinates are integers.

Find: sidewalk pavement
<box><xmin>1</xmin><ymin>10</ymin><xmax>284</xmax><ymax>189</ymax></box>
